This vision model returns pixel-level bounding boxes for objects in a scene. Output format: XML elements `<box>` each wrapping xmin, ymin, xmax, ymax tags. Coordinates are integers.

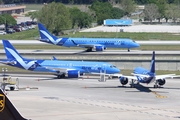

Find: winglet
<box><xmin>150</xmin><ymin>51</ymin><xmax>155</xmax><ymax>73</ymax></box>
<box><xmin>0</xmin><ymin>89</ymin><xmax>29</xmax><ymax>120</ymax></box>
<box><xmin>71</xmin><ymin>40</ymin><xmax>78</xmax><ymax>46</ymax></box>
<box><xmin>52</xmin><ymin>56</ymin><xmax>57</xmax><ymax>60</ymax></box>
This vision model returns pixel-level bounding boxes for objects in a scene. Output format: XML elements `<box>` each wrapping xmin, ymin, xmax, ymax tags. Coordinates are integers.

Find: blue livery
<box><xmin>38</xmin><ymin>23</ymin><xmax>140</xmax><ymax>52</ymax></box>
<box><xmin>0</xmin><ymin>40</ymin><xmax>120</xmax><ymax>79</ymax></box>
<box><xmin>119</xmin><ymin>51</ymin><xmax>176</xmax><ymax>88</ymax></box>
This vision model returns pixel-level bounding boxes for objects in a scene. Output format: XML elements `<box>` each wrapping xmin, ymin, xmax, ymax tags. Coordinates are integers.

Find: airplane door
<box><xmin>98</xmin><ymin>64</ymin><xmax>106</xmax><ymax>82</ymax></box>
<box><xmin>69</xmin><ymin>63</ymin><xmax>72</xmax><ymax>68</ymax></box>
<box><xmin>102</xmin><ymin>64</ymin><xmax>106</xmax><ymax>73</ymax></box>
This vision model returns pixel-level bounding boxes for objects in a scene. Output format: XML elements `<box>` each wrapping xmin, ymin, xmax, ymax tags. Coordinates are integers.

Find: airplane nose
<box><xmin>136</xmin><ymin>43</ymin><xmax>140</xmax><ymax>47</ymax></box>
<box><xmin>115</xmin><ymin>69</ymin><xmax>120</xmax><ymax>73</ymax></box>
<box><xmin>132</xmin><ymin>42</ymin><xmax>140</xmax><ymax>47</ymax></box>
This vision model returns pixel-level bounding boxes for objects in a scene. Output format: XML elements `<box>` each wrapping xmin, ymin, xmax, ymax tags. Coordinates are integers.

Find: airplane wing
<box><xmin>89</xmin><ymin>73</ymin><xmax>123</xmax><ymax>77</ymax></box>
<box><xmin>121</xmin><ymin>75</ymin><xmax>138</xmax><ymax>80</ymax></box>
<box><xmin>41</xmin><ymin>65</ymin><xmax>78</xmax><ymax>73</ymax></box>
<box><xmin>71</xmin><ymin>40</ymin><xmax>102</xmax><ymax>48</ymax></box>
<box><xmin>0</xmin><ymin>60</ymin><xmax>16</xmax><ymax>65</ymax></box>
<box><xmin>156</xmin><ymin>74</ymin><xmax>176</xmax><ymax>79</ymax></box>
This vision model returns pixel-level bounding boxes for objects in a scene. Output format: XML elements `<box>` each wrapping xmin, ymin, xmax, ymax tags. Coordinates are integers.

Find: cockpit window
<box><xmin>110</xmin><ymin>65</ymin><xmax>116</xmax><ymax>68</ymax></box>
<box><xmin>133</xmin><ymin>40</ymin><xmax>136</xmax><ymax>43</ymax></box>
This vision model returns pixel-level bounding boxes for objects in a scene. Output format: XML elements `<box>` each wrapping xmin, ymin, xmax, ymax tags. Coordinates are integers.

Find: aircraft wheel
<box><xmin>61</xmin><ymin>74</ymin><xmax>65</xmax><ymax>78</ymax></box>
<box><xmin>86</xmin><ymin>48</ymin><xmax>92</xmax><ymax>52</ymax></box>
<box><xmin>154</xmin><ymin>85</ymin><xmax>158</xmax><ymax>88</ymax></box>
<box><xmin>57</xmin><ymin>75</ymin><xmax>61</xmax><ymax>79</ymax></box>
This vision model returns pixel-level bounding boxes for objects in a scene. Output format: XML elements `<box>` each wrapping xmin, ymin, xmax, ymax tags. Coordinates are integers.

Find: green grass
<box><xmin>0</xmin><ymin>45</ymin><xmax>179</xmax><ymax>50</ymax></box>
<box><xmin>121</xmin><ymin>69</ymin><xmax>180</xmax><ymax>76</ymax></box>
<box><xmin>1</xmin><ymin>28</ymin><xmax>180</xmax><ymax>40</ymax></box>
<box><xmin>0</xmin><ymin>28</ymin><xmax>39</xmax><ymax>40</ymax></box>
<box><xmin>24</xmin><ymin>4</ymin><xmax>43</xmax><ymax>11</ymax></box>
<box><xmin>65</xmin><ymin>32</ymin><xmax>180</xmax><ymax>40</ymax></box>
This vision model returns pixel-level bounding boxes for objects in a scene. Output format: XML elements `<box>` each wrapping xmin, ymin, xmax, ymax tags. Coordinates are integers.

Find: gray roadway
<box><xmin>2</xmin><ymin>74</ymin><xmax>180</xmax><ymax>120</ymax></box>
<box><xmin>0</xmin><ymin>49</ymin><xmax>180</xmax><ymax>55</ymax></box>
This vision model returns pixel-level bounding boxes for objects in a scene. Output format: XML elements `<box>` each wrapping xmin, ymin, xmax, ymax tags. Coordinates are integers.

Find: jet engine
<box><xmin>67</xmin><ymin>70</ymin><xmax>80</xmax><ymax>78</ymax></box>
<box><xmin>157</xmin><ymin>79</ymin><xmax>166</xmax><ymax>86</ymax></box>
<box><xmin>119</xmin><ymin>77</ymin><xmax>128</xmax><ymax>85</ymax></box>
<box><xmin>95</xmin><ymin>46</ymin><xmax>106</xmax><ymax>51</ymax></box>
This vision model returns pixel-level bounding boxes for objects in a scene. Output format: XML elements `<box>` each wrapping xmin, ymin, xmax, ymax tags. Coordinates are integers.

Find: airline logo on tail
<box><xmin>39</xmin><ymin>30</ymin><xmax>62</xmax><ymax>45</ymax></box>
<box><xmin>0</xmin><ymin>94</ymin><xmax>5</xmax><ymax>112</ymax></box>
<box><xmin>6</xmin><ymin>47</ymin><xmax>36</xmax><ymax>70</ymax></box>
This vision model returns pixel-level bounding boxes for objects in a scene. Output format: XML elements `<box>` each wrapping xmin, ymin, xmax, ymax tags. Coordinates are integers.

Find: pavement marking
<box><xmin>151</xmin><ymin>91</ymin><xmax>167</xmax><ymax>98</ymax></box>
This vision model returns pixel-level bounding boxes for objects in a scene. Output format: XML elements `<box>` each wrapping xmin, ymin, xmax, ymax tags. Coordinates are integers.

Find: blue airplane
<box><xmin>119</xmin><ymin>51</ymin><xmax>176</xmax><ymax>88</ymax></box>
<box><xmin>38</xmin><ymin>23</ymin><xmax>140</xmax><ymax>52</ymax></box>
<box><xmin>0</xmin><ymin>40</ymin><xmax>120</xmax><ymax>79</ymax></box>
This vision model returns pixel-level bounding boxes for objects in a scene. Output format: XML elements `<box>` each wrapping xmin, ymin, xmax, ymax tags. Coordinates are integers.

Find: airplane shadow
<box><xmin>85</xmin><ymin>83</ymin><xmax>180</xmax><ymax>93</ymax></box>
<box><xmin>73</xmin><ymin>50</ymin><xmax>97</xmax><ymax>54</ymax></box>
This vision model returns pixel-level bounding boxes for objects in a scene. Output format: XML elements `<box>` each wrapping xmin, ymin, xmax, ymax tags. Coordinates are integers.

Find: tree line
<box><xmin>1</xmin><ymin>0</ymin><xmax>180</xmax><ymax>35</ymax></box>
<box><xmin>1</xmin><ymin>0</ymin><xmax>180</xmax><ymax>5</ymax></box>
<box><xmin>36</xmin><ymin>1</ymin><xmax>124</xmax><ymax>35</ymax></box>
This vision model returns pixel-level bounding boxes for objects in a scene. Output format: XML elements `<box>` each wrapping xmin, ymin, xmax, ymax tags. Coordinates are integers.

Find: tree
<box><xmin>25</xmin><ymin>11</ymin><xmax>39</xmax><ymax>21</ymax></box>
<box><xmin>121</xmin><ymin>0</ymin><xmax>136</xmax><ymax>16</ymax></box>
<box><xmin>90</xmin><ymin>1</ymin><xmax>124</xmax><ymax>25</ymax></box>
<box><xmin>69</xmin><ymin>7</ymin><xmax>81</xmax><ymax>28</ymax></box>
<box><xmin>0</xmin><ymin>14</ymin><xmax>16</xmax><ymax>31</ymax></box>
<box><xmin>165</xmin><ymin>4</ymin><xmax>180</xmax><ymax>22</ymax></box>
<box><xmin>155</xmin><ymin>0</ymin><xmax>167</xmax><ymax>22</ymax></box>
<box><xmin>37</xmin><ymin>2</ymin><xmax>71</xmax><ymax>35</ymax></box>
<box><xmin>111</xmin><ymin>7</ymin><xmax>124</xmax><ymax>19</ymax></box>
<box><xmin>78</xmin><ymin>12</ymin><xmax>93</xmax><ymax>28</ymax></box>
<box><xmin>144</xmin><ymin>3</ymin><xmax>160</xmax><ymax>23</ymax></box>
<box><xmin>69</xmin><ymin>7</ymin><xmax>92</xmax><ymax>28</ymax></box>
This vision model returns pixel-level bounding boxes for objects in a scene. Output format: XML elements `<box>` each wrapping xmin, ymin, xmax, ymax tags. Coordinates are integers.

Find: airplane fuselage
<box><xmin>5</xmin><ymin>59</ymin><xmax>120</xmax><ymax>74</ymax></box>
<box><xmin>40</xmin><ymin>38</ymin><xmax>140</xmax><ymax>49</ymax></box>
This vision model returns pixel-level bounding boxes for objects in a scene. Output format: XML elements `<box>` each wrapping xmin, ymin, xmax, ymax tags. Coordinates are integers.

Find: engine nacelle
<box><xmin>67</xmin><ymin>70</ymin><xmax>80</xmax><ymax>78</ymax></box>
<box><xmin>95</xmin><ymin>46</ymin><xmax>106</xmax><ymax>51</ymax></box>
<box><xmin>157</xmin><ymin>79</ymin><xmax>166</xmax><ymax>86</ymax></box>
<box><xmin>119</xmin><ymin>77</ymin><xmax>128</xmax><ymax>85</ymax></box>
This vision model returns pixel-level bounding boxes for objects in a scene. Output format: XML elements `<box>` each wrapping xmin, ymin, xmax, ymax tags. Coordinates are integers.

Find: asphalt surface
<box><xmin>1</xmin><ymin>74</ymin><xmax>180</xmax><ymax>120</ymax></box>
<box><xmin>0</xmin><ymin>49</ymin><xmax>180</xmax><ymax>55</ymax></box>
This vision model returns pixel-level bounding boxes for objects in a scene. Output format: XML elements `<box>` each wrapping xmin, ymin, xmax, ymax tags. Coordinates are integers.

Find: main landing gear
<box><xmin>154</xmin><ymin>81</ymin><xmax>159</xmax><ymax>88</ymax></box>
<box><xmin>130</xmin><ymin>79</ymin><xmax>135</xmax><ymax>88</ymax></box>
<box><xmin>86</xmin><ymin>48</ymin><xmax>92</xmax><ymax>52</ymax></box>
<box><xmin>57</xmin><ymin>74</ymin><xmax>65</xmax><ymax>79</ymax></box>
<box><xmin>128</xmin><ymin>48</ymin><xmax>130</xmax><ymax>52</ymax></box>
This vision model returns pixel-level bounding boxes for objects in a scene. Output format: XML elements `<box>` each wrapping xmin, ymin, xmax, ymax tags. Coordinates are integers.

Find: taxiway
<box><xmin>1</xmin><ymin>74</ymin><xmax>180</xmax><ymax>120</ymax></box>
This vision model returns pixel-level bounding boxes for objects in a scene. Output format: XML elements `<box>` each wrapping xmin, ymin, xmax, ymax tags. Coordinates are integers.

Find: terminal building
<box><xmin>0</xmin><ymin>4</ymin><xmax>26</xmax><ymax>14</ymax></box>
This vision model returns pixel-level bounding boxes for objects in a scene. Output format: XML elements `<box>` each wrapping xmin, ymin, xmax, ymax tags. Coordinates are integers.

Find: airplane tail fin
<box><xmin>149</xmin><ymin>51</ymin><xmax>155</xmax><ymax>73</ymax></box>
<box><xmin>38</xmin><ymin>23</ymin><xmax>58</xmax><ymax>42</ymax></box>
<box><xmin>2</xmin><ymin>40</ymin><xmax>24</xmax><ymax>60</ymax></box>
<box><xmin>0</xmin><ymin>89</ymin><xmax>29</xmax><ymax>120</ymax></box>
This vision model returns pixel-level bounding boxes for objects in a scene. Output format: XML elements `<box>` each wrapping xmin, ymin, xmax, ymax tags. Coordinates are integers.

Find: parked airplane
<box><xmin>38</xmin><ymin>23</ymin><xmax>140</xmax><ymax>52</ymax></box>
<box><xmin>0</xmin><ymin>40</ymin><xmax>120</xmax><ymax>79</ymax></box>
<box><xmin>0</xmin><ymin>88</ymin><xmax>28</xmax><ymax>120</ymax></box>
<box><xmin>119</xmin><ymin>51</ymin><xmax>176</xmax><ymax>88</ymax></box>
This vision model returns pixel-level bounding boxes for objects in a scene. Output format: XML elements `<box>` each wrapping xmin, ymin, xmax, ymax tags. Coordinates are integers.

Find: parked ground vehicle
<box><xmin>0</xmin><ymin>31</ymin><xmax>6</xmax><ymax>35</ymax></box>
<box><xmin>1</xmin><ymin>76</ymin><xmax>19</xmax><ymax>91</ymax></box>
<box><xmin>6</xmin><ymin>29</ymin><xmax>15</xmax><ymax>34</ymax></box>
